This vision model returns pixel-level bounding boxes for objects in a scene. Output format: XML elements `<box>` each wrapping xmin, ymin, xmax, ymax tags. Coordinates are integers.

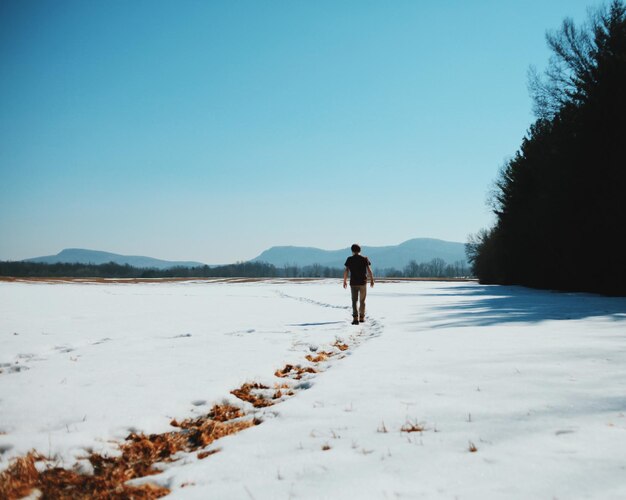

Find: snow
<box><xmin>1</xmin><ymin>279</ymin><xmax>626</xmax><ymax>499</ymax></box>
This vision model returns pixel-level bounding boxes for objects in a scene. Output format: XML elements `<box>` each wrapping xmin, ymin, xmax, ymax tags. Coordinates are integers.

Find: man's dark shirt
<box><xmin>344</xmin><ymin>255</ymin><xmax>371</xmax><ymax>286</ymax></box>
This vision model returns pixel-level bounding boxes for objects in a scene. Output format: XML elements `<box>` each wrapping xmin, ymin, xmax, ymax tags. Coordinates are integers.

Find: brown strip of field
<box><xmin>0</xmin><ymin>276</ymin><xmax>475</xmax><ymax>284</ymax></box>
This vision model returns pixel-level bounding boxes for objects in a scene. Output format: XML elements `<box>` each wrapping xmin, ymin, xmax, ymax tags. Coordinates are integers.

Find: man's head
<box><xmin>351</xmin><ymin>243</ymin><xmax>361</xmax><ymax>254</ymax></box>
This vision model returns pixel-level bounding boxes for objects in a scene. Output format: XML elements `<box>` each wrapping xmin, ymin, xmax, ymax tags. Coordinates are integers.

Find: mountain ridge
<box><xmin>23</xmin><ymin>248</ymin><xmax>206</xmax><ymax>270</ymax></box>
<box><xmin>22</xmin><ymin>238</ymin><xmax>468</xmax><ymax>271</ymax></box>
<box><xmin>251</xmin><ymin>238</ymin><xmax>467</xmax><ymax>269</ymax></box>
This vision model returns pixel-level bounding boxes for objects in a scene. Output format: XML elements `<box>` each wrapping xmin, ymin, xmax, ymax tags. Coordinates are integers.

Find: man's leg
<box><xmin>350</xmin><ymin>286</ymin><xmax>359</xmax><ymax>319</ymax></box>
<box><xmin>359</xmin><ymin>285</ymin><xmax>367</xmax><ymax>320</ymax></box>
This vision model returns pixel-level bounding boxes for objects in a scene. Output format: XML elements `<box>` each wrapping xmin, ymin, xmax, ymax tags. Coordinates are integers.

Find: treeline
<box><xmin>284</xmin><ymin>258</ymin><xmax>470</xmax><ymax>278</ymax></box>
<box><xmin>0</xmin><ymin>258</ymin><xmax>470</xmax><ymax>279</ymax></box>
<box><xmin>377</xmin><ymin>259</ymin><xmax>470</xmax><ymax>278</ymax></box>
<box><xmin>467</xmin><ymin>1</ymin><xmax>626</xmax><ymax>295</ymax></box>
<box><xmin>0</xmin><ymin>261</ymin><xmax>280</xmax><ymax>278</ymax></box>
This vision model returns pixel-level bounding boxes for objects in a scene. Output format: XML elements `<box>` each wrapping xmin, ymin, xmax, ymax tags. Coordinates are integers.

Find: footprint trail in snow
<box><xmin>0</xmin><ymin>287</ymin><xmax>384</xmax><ymax>499</ymax></box>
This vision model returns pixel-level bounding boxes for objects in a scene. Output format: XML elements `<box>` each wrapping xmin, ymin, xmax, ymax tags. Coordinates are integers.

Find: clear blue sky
<box><xmin>0</xmin><ymin>0</ymin><xmax>603</xmax><ymax>264</ymax></box>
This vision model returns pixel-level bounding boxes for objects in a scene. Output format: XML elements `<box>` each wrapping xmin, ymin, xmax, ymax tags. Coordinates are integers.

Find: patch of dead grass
<box><xmin>0</xmin><ymin>451</ymin><xmax>170</xmax><ymax>500</ymax></box>
<box><xmin>304</xmin><ymin>351</ymin><xmax>334</xmax><ymax>363</ymax></box>
<box><xmin>332</xmin><ymin>341</ymin><xmax>349</xmax><ymax>351</ymax></box>
<box><xmin>207</xmin><ymin>403</ymin><xmax>245</xmax><ymax>422</ymax></box>
<box><xmin>274</xmin><ymin>364</ymin><xmax>317</xmax><ymax>380</ymax></box>
<box><xmin>230</xmin><ymin>382</ymin><xmax>275</xmax><ymax>407</ymax></box>
<box><xmin>0</xmin><ymin>403</ymin><xmax>256</xmax><ymax>499</ymax></box>
<box><xmin>400</xmin><ymin>420</ymin><xmax>426</xmax><ymax>433</ymax></box>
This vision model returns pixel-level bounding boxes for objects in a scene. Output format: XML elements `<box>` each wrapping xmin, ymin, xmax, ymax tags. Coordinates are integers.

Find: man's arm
<box><xmin>367</xmin><ymin>264</ymin><xmax>374</xmax><ymax>287</ymax></box>
<box><xmin>343</xmin><ymin>267</ymin><xmax>349</xmax><ymax>289</ymax></box>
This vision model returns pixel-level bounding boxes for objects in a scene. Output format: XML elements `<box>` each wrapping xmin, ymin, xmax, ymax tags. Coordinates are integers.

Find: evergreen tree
<box><xmin>468</xmin><ymin>1</ymin><xmax>626</xmax><ymax>295</ymax></box>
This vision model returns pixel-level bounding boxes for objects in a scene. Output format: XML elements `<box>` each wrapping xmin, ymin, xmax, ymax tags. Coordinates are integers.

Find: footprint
<box><xmin>0</xmin><ymin>443</ymin><xmax>14</xmax><ymax>455</ymax></box>
<box><xmin>224</xmin><ymin>329</ymin><xmax>255</xmax><ymax>337</ymax></box>
<box><xmin>54</xmin><ymin>345</ymin><xmax>75</xmax><ymax>353</ymax></box>
<box><xmin>191</xmin><ymin>400</ymin><xmax>207</xmax><ymax>407</ymax></box>
<box><xmin>92</xmin><ymin>337</ymin><xmax>112</xmax><ymax>345</ymax></box>
<box><xmin>4</xmin><ymin>365</ymin><xmax>30</xmax><ymax>374</ymax></box>
<box><xmin>295</xmin><ymin>381</ymin><xmax>313</xmax><ymax>390</ymax></box>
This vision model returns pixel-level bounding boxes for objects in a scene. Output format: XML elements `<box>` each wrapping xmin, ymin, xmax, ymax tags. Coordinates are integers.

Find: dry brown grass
<box><xmin>332</xmin><ymin>341</ymin><xmax>349</xmax><ymax>351</ymax></box>
<box><xmin>0</xmin><ymin>451</ymin><xmax>170</xmax><ymax>500</ymax></box>
<box><xmin>0</xmin><ymin>277</ymin><xmax>476</xmax><ymax>284</ymax></box>
<box><xmin>207</xmin><ymin>403</ymin><xmax>245</xmax><ymax>422</ymax></box>
<box><xmin>274</xmin><ymin>364</ymin><xmax>317</xmax><ymax>380</ymax></box>
<box><xmin>0</xmin><ymin>403</ymin><xmax>256</xmax><ymax>499</ymax></box>
<box><xmin>197</xmin><ymin>449</ymin><xmax>221</xmax><ymax>460</ymax></box>
<box><xmin>0</xmin><ymin>453</ymin><xmax>40</xmax><ymax>500</ymax></box>
<box><xmin>468</xmin><ymin>441</ymin><xmax>478</xmax><ymax>452</ymax></box>
<box><xmin>230</xmin><ymin>382</ymin><xmax>276</xmax><ymax>408</ymax></box>
<box><xmin>400</xmin><ymin>420</ymin><xmax>426</xmax><ymax>433</ymax></box>
<box><xmin>304</xmin><ymin>351</ymin><xmax>334</xmax><ymax>363</ymax></box>
<box><xmin>167</xmin><ymin>419</ymin><xmax>256</xmax><ymax>450</ymax></box>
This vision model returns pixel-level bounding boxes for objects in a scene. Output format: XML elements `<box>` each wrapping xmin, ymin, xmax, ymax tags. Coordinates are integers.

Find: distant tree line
<box><xmin>376</xmin><ymin>259</ymin><xmax>470</xmax><ymax>278</ymax></box>
<box><xmin>467</xmin><ymin>1</ymin><xmax>626</xmax><ymax>295</ymax></box>
<box><xmin>0</xmin><ymin>261</ymin><xmax>280</xmax><ymax>279</ymax></box>
<box><xmin>0</xmin><ymin>258</ymin><xmax>470</xmax><ymax>279</ymax></box>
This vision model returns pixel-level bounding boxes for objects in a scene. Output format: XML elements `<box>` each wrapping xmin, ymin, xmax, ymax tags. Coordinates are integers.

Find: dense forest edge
<box><xmin>466</xmin><ymin>1</ymin><xmax>626</xmax><ymax>296</ymax></box>
<box><xmin>0</xmin><ymin>258</ymin><xmax>471</xmax><ymax>279</ymax></box>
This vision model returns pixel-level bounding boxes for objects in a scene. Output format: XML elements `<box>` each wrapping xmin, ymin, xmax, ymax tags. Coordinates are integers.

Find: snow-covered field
<box><xmin>1</xmin><ymin>279</ymin><xmax>626</xmax><ymax>499</ymax></box>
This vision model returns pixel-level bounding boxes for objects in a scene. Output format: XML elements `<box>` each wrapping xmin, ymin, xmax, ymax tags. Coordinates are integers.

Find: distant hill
<box><xmin>23</xmin><ymin>249</ymin><xmax>205</xmax><ymax>270</ymax></box>
<box><xmin>21</xmin><ymin>239</ymin><xmax>467</xmax><ymax>272</ymax></box>
<box><xmin>251</xmin><ymin>238</ymin><xmax>467</xmax><ymax>269</ymax></box>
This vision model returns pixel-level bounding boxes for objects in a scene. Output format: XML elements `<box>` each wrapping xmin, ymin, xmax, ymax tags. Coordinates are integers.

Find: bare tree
<box><xmin>528</xmin><ymin>1</ymin><xmax>626</xmax><ymax>118</ymax></box>
<box><xmin>528</xmin><ymin>17</ymin><xmax>594</xmax><ymax>118</ymax></box>
<box><xmin>403</xmin><ymin>260</ymin><xmax>420</xmax><ymax>278</ymax></box>
<box><xmin>429</xmin><ymin>258</ymin><xmax>446</xmax><ymax>277</ymax></box>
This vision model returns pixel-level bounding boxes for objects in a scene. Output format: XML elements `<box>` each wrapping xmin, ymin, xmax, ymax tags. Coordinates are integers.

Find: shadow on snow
<box><xmin>288</xmin><ymin>321</ymin><xmax>345</xmax><ymax>327</ymax></box>
<box><xmin>420</xmin><ymin>284</ymin><xmax>626</xmax><ymax>328</ymax></box>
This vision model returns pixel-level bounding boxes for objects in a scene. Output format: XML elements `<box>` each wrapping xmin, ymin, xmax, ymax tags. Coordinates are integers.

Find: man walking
<box><xmin>343</xmin><ymin>243</ymin><xmax>375</xmax><ymax>325</ymax></box>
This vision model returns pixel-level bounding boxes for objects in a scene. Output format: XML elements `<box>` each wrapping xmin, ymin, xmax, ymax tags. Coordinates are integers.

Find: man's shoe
<box><xmin>359</xmin><ymin>317</ymin><xmax>365</xmax><ymax>323</ymax></box>
<box><xmin>351</xmin><ymin>318</ymin><xmax>359</xmax><ymax>325</ymax></box>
